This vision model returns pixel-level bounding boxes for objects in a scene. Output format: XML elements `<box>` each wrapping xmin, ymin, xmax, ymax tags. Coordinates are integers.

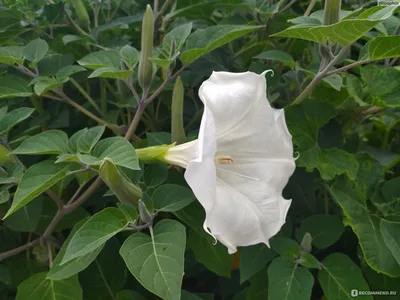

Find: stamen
<box><xmin>217</xmin><ymin>167</ymin><xmax>261</xmax><ymax>181</ymax></box>
<box><xmin>215</xmin><ymin>155</ymin><xmax>233</xmax><ymax>164</ymax></box>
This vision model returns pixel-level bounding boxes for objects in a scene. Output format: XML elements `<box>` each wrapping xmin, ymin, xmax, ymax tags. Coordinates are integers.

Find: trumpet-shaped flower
<box><xmin>165</xmin><ymin>71</ymin><xmax>295</xmax><ymax>254</ymax></box>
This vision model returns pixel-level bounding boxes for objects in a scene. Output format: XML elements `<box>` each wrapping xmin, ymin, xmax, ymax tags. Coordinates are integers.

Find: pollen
<box><xmin>215</xmin><ymin>155</ymin><xmax>233</xmax><ymax>164</ymax></box>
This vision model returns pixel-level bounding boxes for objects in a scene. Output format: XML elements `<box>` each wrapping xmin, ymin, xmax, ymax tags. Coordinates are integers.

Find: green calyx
<box><xmin>135</xmin><ymin>143</ymin><xmax>175</xmax><ymax>164</ymax></box>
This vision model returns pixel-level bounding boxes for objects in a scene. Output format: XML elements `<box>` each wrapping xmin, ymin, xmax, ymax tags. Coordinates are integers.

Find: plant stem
<box><xmin>70</xmin><ymin>78</ymin><xmax>103</xmax><ymax>115</ymax></box>
<box><xmin>325</xmin><ymin>59</ymin><xmax>372</xmax><ymax>76</ymax></box>
<box><xmin>0</xmin><ymin>239</ymin><xmax>40</xmax><ymax>262</ymax></box>
<box><xmin>292</xmin><ymin>46</ymin><xmax>349</xmax><ymax>105</ymax></box>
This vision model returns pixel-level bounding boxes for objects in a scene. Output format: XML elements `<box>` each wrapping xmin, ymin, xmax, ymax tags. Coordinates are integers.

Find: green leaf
<box><xmin>188</xmin><ymin>230</ymin><xmax>232</xmax><ymax>278</ymax></box>
<box><xmin>361</xmin><ymin>65</ymin><xmax>400</xmax><ymax>108</ymax></box>
<box><xmin>152</xmin><ymin>184</ymin><xmax>195</xmax><ymax>212</ymax></box>
<box><xmin>175</xmin><ymin>201</ymin><xmax>232</xmax><ymax>277</ymax></box>
<box><xmin>37</xmin><ymin>54</ymin><xmax>74</xmax><ymax>76</ymax></box>
<box><xmin>0</xmin><ymin>187</ymin><xmax>10</xmax><ymax>204</ymax></box>
<box><xmin>271</xmin><ymin>6</ymin><xmax>397</xmax><ymax>46</ymax></box>
<box><xmin>4</xmin><ymin>199</ymin><xmax>43</xmax><ymax>232</ymax></box>
<box><xmin>0</xmin><ymin>75</ymin><xmax>32</xmax><ymax>98</ymax></box>
<box><xmin>120</xmin><ymin>45</ymin><xmax>139</xmax><ymax>69</ymax></box>
<box><xmin>286</xmin><ymin>100</ymin><xmax>359</xmax><ymax>180</ymax></box>
<box><xmin>268</xmin><ymin>257</ymin><xmax>314</xmax><ymax>300</ymax></box>
<box><xmin>61</xmin><ymin>207</ymin><xmax>129</xmax><ymax>265</ymax></box>
<box><xmin>120</xmin><ymin>219</ymin><xmax>186</xmax><ymax>300</ymax></box>
<box><xmin>181</xmin><ymin>25</ymin><xmax>264</xmax><ymax>64</ymax></box>
<box><xmin>16</xmin><ymin>272</ymin><xmax>82</xmax><ymax>300</ymax></box>
<box><xmin>116</xmin><ymin>290</ymin><xmax>146</xmax><ymax>300</ymax></box>
<box><xmin>56</xmin><ymin>65</ymin><xmax>86</xmax><ymax>81</ymax></box>
<box><xmin>270</xmin><ymin>237</ymin><xmax>301</xmax><ymax>261</ymax></box>
<box><xmin>163</xmin><ymin>22</ymin><xmax>193</xmax><ymax>52</ymax></box>
<box><xmin>165</xmin><ymin>3</ymin><xmax>214</xmax><ymax>20</ymax></box>
<box><xmin>78</xmin><ymin>50</ymin><xmax>121</xmax><ymax>70</ymax></box>
<box><xmin>4</xmin><ymin>161</ymin><xmax>69</xmax><ymax>218</ymax></box>
<box><xmin>254</xmin><ymin>50</ymin><xmax>295</xmax><ymax>67</ymax></box>
<box><xmin>12</xmin><ymin>130</ymin><xmax>69</xmax><ymax>155</ymax></box>
<box><xmin>79</xmin><ymin>238</ymin><xmax>127</xmax><ymax>299</ymax></box>
<box><xmin>0</xmin><ymin>107</ymin><xmax>35</xmax><ymax>136</ymax></box>
<box><xmin>331</xmin><ymin>176</ymin><xmax>400</xmax><ymax>276</ymax></box>
<box><xmin>92</xmin><ymin>137</ymin><xmax>140</xmax><ymax>170</ymax></box>
<box><xmin>146</xmin><ymin>132</ymin><xmax>171</xmax><ymax>146</ymax></box>
<box><xmin>31</xmin><ymin>76</ymin><xmax>67</xmax><ymax>95</ymax></box>
<box><xmin>298</xmin><ymin>215</ymin><xmax>345</xmax><ymax>249</ymax></box>
<box><xmin>318</xmin><ymin>253</ymin><xmax>373</xmax><ymax>300</ymax></box>
<box><xmin>144</xmin><ymin>163</ymin><xmax>168</xmax><ymax>187</ymax></box>
<box><xmin>77</xmin><ymin>125</ymin><xmax>105</xmax><ymax>153</ymax></box>
<box><xmin>88</xmin><ymin>67</ymin><xmax>133</xmax><ymax>80</ymax></box>
<box><xmin>0</xmin><ymin>46</ymin><xmax>24</xmax><ymax>65</ymax></box>
<box><xmin>68</xmin><ymin>128</ymin><xmax>88</xmax><ymax>153</ymax></box>
<box><xmin>48</xmin><ymin>218</ymin><xmax>104</xmax><ymax>281</ymax></box>
<box><xmin>22</xmin><ymin>38</ymin><xmax>49</xmax><ymax>63</ymax></box>
<box><xmin>380</xmin><ymin>220</ymin><xmax>400</xmax><ymax>266</ymax></box>
<box><xmin>368</xmin><ymin>36</ymin><xmax>400</xmax><ymax>60</ymax></box>
<box><xmin>297</xmin><ymin>252</ymin><xmax>321</xmax><ymax>269</ymax></box>
<box><xmin>239</xmin><ymin>244</ymin><xmax>276</xmax><ymax>283</ymax></box>
<box><xmin>322</xmin><ymin>74</ymin><xmax>343</xmax><ymax>91</ymax></box>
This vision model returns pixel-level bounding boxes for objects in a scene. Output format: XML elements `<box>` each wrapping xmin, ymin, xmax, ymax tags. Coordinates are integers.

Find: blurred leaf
<box><xmin>16</xmin><ymin>273</ymin><xmax>82</xmax><ymax>300</ymax></box>
<box><xmin>0</xmin><ymin>76</ymin><xmax>32</xmax><ymax>98</ymax></box>
<box><xmin>298</xmin><ymin>215</ymin><xmax>345</xmax><ymax>249</ymax></box>
<box><xmin>22</xmin><ymin>39</ymin><xmax>48</xmax><ymax>63</ymax></box>
<box><xmin>120</xmin><ymin>220</ymin><xmax>186</xmax><ymax>300</ymax></box>
<box><xmin>367</xmin><ymin>36</ymin><xmax>400</xmax><ymax>60</ymax></box>
<box><xmin>4</xmin><ymin>198</ymin><xmax>43</xmax><ymax>232</ymax></box>
<box><xmin>181</xmin><ymin>25</ymin><xmax>264</xmax><ymax>64</ymax></box>
<box><xmin>77</xmin><ymin>125</ymin><xmax>105</xmax><ymax>153</ymax></box>
<box><xmin>61</xmin><ymin>208</ymin><xmax>129</xmax><ymax>264</ymax></box>
<box><xmin>254</xmin><ymin>50</ymin><xmax>295</xmax><ymax>67</ymax></box>
<box><xmin>88</xmin><ymin>67</ymin><xmax>133</xmax><ymax>80</ymax></box>
<box><xmin>144</xmin><ymin>163</ymin><xmax>168</xmax><ymax>187</ymax></box>
<box><xmin>0</xmin><ymin>107</ymin><xmax>34</xmax><ymax>136</ymax></box>
<box><xmin>0</xmin><ymin>46</ymin><xmax>24</xmax><ymax>65</ymax></box>
<box><xmin>268</xmin><ymin>257</ymin><xmax>314</xmax><ymax>300</ymax></box>
<box><xmin>239</xmin><ymin>244</ymin><xmax>276</xmax><ymax>283</ymax></box>
<box><xmin>37</xmin><ymin>54</ymin><xmax>74</xmax><ymax>76</ymax></box>
<box><xmin>318</xmin><ymin>253</ymin><xmax>373</xmax><ymax>300</ymax></box>
<box><xmin>146</xmin><ymin>132</ymin><xmax>172</xmax><ymax>146</ymax></box>
<box><xmin>163</xmin><ymin>22</ymin><xmax>193</xmax><ymax>52</ymax></box>
<box><xmin>116</xmin><ymin>290</ymin><xmax>147</xmax><ymax>300</ymax></box>
<box><xmin>56</xmin><ymin>65</ymin><xmax>86</xmax><ymax>81</ymax></box>
<box><xmin>4</xmin><ymin>161</ymin><xmax>69</xmax><ymax>218</ymax></box>
<box><xmin>12</xmin><ymin>130</ymin><xmax>69</xmax><ymax>155</ymax></box>
<box><xmin>120</xmin><ymin>45</ymin><xmax>139</xmax><ymax>69</ymax></box>
<box><xmin>270</xmin><ymin>237</ymin><xmax>301</xmax><ymax>261</ymax></box>
<box><xmin>78</xmin><ymin>50</ymin><xmax>121</xmax><ymax>70</ymax></box>
<box><xmin>380</xmin><ymin>220</ymin><xmax>400</xmax><ymax>266</ymax></box>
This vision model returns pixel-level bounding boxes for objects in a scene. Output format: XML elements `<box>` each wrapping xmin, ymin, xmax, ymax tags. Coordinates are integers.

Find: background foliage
<box><xmin>0</xmin><ymin>0</ymin><xmax>400</xmax><ymax>299</ymax></box>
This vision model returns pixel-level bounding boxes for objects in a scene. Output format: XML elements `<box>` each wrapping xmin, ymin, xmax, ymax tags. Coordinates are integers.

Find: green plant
<box><xmin>0</xmin><ymin>0</ymin><xmax>399</xmax><ymax>299</ymax></box>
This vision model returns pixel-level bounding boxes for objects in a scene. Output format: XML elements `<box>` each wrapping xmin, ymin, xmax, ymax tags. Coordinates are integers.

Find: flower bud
<box><xmin>0</xmin><ymin>145</ymin><xmax>12</xmax><ymax>166</ymax></box>
<box><xmin>323</xmin><ymin>0</ymin><xmax>341</xmax><ymax>25</ymax></box>
<box><xmin>99</xmin><ymin>158</ymin><xmax>142</xmax><ymax>205</ymax></box>
<box><xmin>300</xmin><ymin>232</ymin><xmax>313</xmax><ymax>253</ymax></box>
<box><xmin>171</xmin><ymin>76</ymin><xmax>186</xmax><ymax>145</ymax></box>
<box><xmin>71</xmin><ymin>0</ymin><xmax>90</xmax><ymax>27</ymax></box>
<box><xmin>138</xmin><ymin>200</ymin><xmax>153</xmax><ymax>224</ymax></box>
<box><xmin>138</xmin><ymin>5</ymin><xmax>154</xmax><ymax>90</ymax></box>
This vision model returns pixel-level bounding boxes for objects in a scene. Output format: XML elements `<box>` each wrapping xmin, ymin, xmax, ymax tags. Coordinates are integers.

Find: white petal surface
<box><xmin>183</xmin><ymin>71</ymin><xmax>295</xmax><ymax>253</ymax></box>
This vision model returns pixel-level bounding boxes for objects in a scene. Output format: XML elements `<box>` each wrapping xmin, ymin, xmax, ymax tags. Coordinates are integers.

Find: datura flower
<box><xmin>165</xmin><ymin>71</ymin><xmax>295</xmax><ymax>254</ymax></box>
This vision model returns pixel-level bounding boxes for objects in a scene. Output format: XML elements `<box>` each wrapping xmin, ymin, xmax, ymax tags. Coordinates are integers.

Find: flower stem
<box><xmin>70</xmin><ymin>78</ymin><xmax>103</xmax><ymax>116</ymax></box>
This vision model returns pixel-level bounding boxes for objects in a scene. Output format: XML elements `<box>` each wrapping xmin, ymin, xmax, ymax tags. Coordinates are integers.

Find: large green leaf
<box><xmin>368</xmin><ymin>36</ymin><xmax>400</xmax><ymax>60</ymax></box>
<box><xmin>163</xmin><ymin>23</ymin><xmax>193</xmax><ymax>52</ymax></box>
<box><xmin>239</xmin><ymin>244</ymin><xmax>276</xmax><ymax>283</ymax></box>
<box><xmin>22</xmin><ymin>38</ymin><xmax>48</xmax><ymax>63</ymax></box>
<box><xmin>318</xmin><ymin>253</ymin><xmax>373</xmax><ymax>300</ymax></box>
<box><xmin>12</xmin><ymin>130</ymin><xmax>69</xmax><ymax>155</ymax></box>
<box><xmin>78</xmin><ymin>50</ymin><xmax>121</xmax><ymax>70</ymax></box>
<box><xmin>268</xmin><ymin>257</ymin><xmax>314</xmax><ymax>300</ymax></box>
<box><xmin>271</xmin><ymin>6</ymin><xmax>397</xmax><ymax>46</ymax></box>
<box><xmin>92</xmin><ymin>137</ymin><xmax>140</xmax><ymax>170</ymax></box>
<box><xmin>298</xmin><ymin>215</ymin><xmax>345</xmax><ymax>249</ymax></box>
<box><xmin>152</xmin><ymin>184</ymin><xmax>195</xmax><ymax>212</ymax></box>
<box><xmin>61</xmin><ymin>207</ymin><xmax>129</xmax><ymax>265</ymax></box>
<box><xmin>120</xmin><ymin>45</ymin><xmax>139</xmax><ymax>69</ymax></box>
<box><xmin>0</xmin><ymin>46</ymin><xmax>24</xmax><ymax>65</ymax></box>
<box><xmin>77</xmin><ymin>125</ymin><xmax>105</xmax><ymax>153</ymax></box>
<box><xmin>120</xmin><ymin>220</ymin><xmax>186</xmax><ymax>300</ymax></box>
<box><xmin>4</xmin><ymin>161</ymin><xmax>69</xmax><ymax>218</ymax></box>
<box><xmin>380</xmin><ymin>220</ymin><xmax>400</xmax><ymax>266</ymax></box>
<box><xmin>181</xmin><ymin>25</ymin><xmax>263</xmax><ymax>64</ymax></box>
<box><xmin>254</xmin><ymin>50</ymin><xmax>295</xmax><ymax>67</ymax></box>
<box><xmin>0</xmin><ymin>107</ymin><xmax>35</xmax><ymax>136</ymax></box>
<box><xmin>4</xmin><ymin>198</ymin><xmax>43</xmax><ymax>232</ymax></box>
<box><xmin>286</xmin><ymin>99</ymin><xmax>358</xmax><ymax>180</ymax></box>
<box><xmin>16</xmin><ymin>272</ymin><xmax>82</xmax><ymax>300</ymax></box>
<box><xmin>331</xmin><ymin>176</ymin><xmax>400</xmax><ymax>276</ymax></box>
<box><xmin>0</xmin><ymin>76</ymin><xmax>32</xmax><ymax>98</ymax></box>
<box><xmin>48</xmin><ymin>218</ymin><xmax>104</xmax><ymax>281</ymax></box>
<box><xmin>175</xmin><ymin>201</ymin><xmax>232</xmax><ymax>277</ymax></box>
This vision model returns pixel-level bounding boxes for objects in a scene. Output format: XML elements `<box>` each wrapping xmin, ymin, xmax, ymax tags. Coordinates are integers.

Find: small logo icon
<box><xmin>351</xmin><ymin>289</ymin><xmax>359</xmax><ymax>297</ymax></box>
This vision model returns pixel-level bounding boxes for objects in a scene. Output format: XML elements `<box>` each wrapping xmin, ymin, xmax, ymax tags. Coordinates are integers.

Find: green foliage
<box><xmin>1</xmin><ymin>0</ymin><xmax>400</xmax><ymax>299</ymax></box>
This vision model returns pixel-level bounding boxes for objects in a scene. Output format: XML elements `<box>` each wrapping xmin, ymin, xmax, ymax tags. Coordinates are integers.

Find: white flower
<box><xmin>165</xmin><ymin>71</ymin><xmax>295</xmax><ymax>254</ymax></box>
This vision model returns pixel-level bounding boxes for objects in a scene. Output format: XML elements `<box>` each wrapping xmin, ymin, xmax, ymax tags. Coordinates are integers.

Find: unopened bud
<box><xmin>323</xmin><ymin>0</ymin><xmax>341</xmax><ymax>25</ymax></box>
<box><xmin>138</xmin><ymin>200</ymin><xmax>153</xmax><ymax>224</ymax></box>
<box><xmin>0</xmin><ymin>145</ymin><xmax>12</xmax><ymax>166</ymax></box>
<box><xmin>171</xmin><ymin>76</ymin><xmax>186</xmax><ymax>144</ymax></box>
<box><xmin>71</xmin><ymin>0</ymin><xmax>90</xmax><ymax>27</ymax></box>
<box><xmin>300</xmin><ymin>232</ymin><xmax>313</xmax><ymax>253</ymax></box>
<box><xmin>99</xmin><ymin>158</ymin><xmax>142</xmax><ymax>205</ymax></box>
<box><xmin>138</xmin><ymin>5</ymin><xmax>154</xmax><ymax>90</ymax></box>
